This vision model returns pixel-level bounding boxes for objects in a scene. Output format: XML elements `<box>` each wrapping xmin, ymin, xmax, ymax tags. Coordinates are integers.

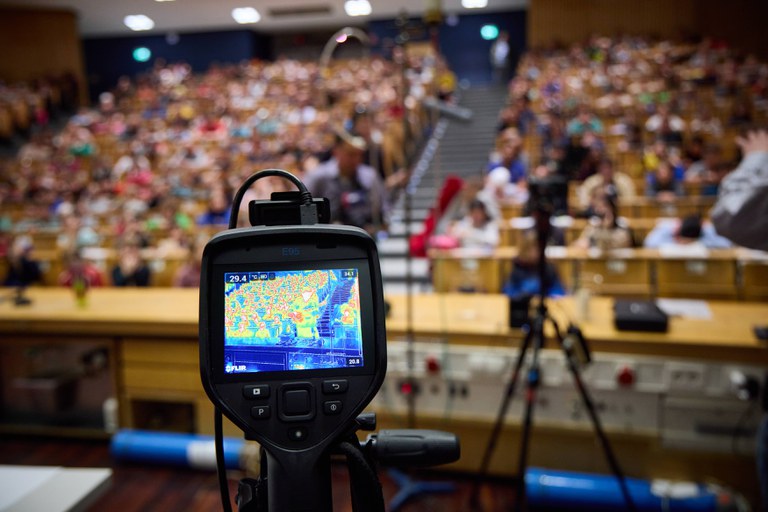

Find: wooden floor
<box><xmin>0</xmin><ymin>435</ymin><xmax>518</xmax><ymax>512</ymax></box>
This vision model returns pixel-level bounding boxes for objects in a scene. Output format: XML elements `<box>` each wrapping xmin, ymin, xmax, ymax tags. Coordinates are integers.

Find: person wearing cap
<box><xmin>2</xmin><ymin>235</ymin><xmax>42</xmax><ymax>287</ymax></box>
<box><xmin>303</xmin><ymin>129</ymin><xmax>388</xmax><ymax>235</ymax></box>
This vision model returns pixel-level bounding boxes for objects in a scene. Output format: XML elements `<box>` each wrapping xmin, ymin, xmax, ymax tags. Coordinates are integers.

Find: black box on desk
<box><xmin>613</xmin><ymin>299</ymin><xmax>669</xmax><ymax>332</ymax></box>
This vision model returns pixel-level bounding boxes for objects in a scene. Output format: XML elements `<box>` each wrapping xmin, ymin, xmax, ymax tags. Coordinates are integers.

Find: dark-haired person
<box><xmin>111</xmin><ymin>241</ymin><xmax>151</xmax><ymax>287</ymax></box>
<box><xmin>643</xmin><ymin>214</ymin><xmax>731</xmax><ymax>249</ymax></box>
<box><xmin>572</xmin><ymin>193</ymin><xmax>633</xmax><ymax>250</ymax></box>
<box><xmin>303</xmin><ymin>130</ymin><xmax>388</xmax><ymax>235</ymax></box>
<box><xmin>447</xmin><ymin>199</ymin><xmax>500</xmax><ymax>250</ymax></box>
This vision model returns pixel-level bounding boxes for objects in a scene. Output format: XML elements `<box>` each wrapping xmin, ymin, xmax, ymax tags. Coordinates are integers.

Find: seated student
<box><xmin>645</xmin><ymin>160</ymin><xmax>684</xmax><ymax>201</ymax></box>
<box><xmin>2</xmin><ymin>235</ymin><xmax>42</xmax><ymax>287</ymax></box>
<box><xmin>644</xmin><ymin>104</ymin><xmax>685</xmax><ymax>146</ymax></box>
<box><xmin>684</xmin><ymin>144</ymin><xmax>730</xmax><ymax>196</ymax></box>
<box><xmin>58</xmin><ymin>250</ymin><xmax>105</xmax><ymax>288</ymax></box>
<box><xmin>643</xmin><ymin>214</ymin><xmax>732</xmax><ymax>249</ymax></box>
<box><xmin>196</xmin><ymin>188</ymin><xmax>232</xmax><ymax>227</ymax></box>
<box><xmin>111</xmin><ymin>241</ymin><xmax>151</xmax><ymax>286</ymax></box>
<box><xmin>502</xmin><ymin>229</ymin><xmax>566</xmax><ymax>298</ymax></box>
<box><xmin>566</xmin><ymin>105</ymin><xmax>604</xmax><ymax>136</ymax></box>
<box><xmin>572</xmin><ymin>193</ymin><xmax>633</xmax><ymax>250</ymax></box>
<box><xmin>577</xmin><ymin>157</ymin><xmax>636</xmax><ymax>212</ymax></box>
<box><xmin>173</xmin><ymin>237</ymin><xmax>205</xmax><ymax>288</ymax></box>
<box><xmin>446</xmin><ymin>199</ymin><xmax>500</xmax><ymax>250</ymax></box>
<box><xmin>486</xmin><ymin>127</ymin><xmax>527</xmax><ymax>184</ymax></box>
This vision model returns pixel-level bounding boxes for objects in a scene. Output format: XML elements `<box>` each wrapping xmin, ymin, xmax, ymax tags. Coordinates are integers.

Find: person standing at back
<box><xmin>711</xmin><ymin>129</ymin><xmax>768</xmax><ymax>250</ymax></box>
<box><xmin>303</xmin><ymin>130</ymin><xmax>388</xmax><ymax>235</ymax></box>
<box><xmin>710</xmin><ymin>130</ymin><xmax>768</xmax><ymax>512</ymax></box>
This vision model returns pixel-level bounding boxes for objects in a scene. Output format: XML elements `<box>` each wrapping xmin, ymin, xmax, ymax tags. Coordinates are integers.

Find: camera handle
<box><xmin>232</xmin><ymin>413</ymin><xmax>460</xmax><ymax>512</ymax></box>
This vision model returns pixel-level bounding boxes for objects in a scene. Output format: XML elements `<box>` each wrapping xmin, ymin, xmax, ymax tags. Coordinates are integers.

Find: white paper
<box><xmin>656</xmin><ymin>298</ymin><xmax>713</xmax><ymax>320</ymax></box>
<box><xmin>658</xmin><ymin>244</ymin><xmax>710</xmax><ymax>258</ymax></box>
<box><xmin>0</xmin><ymin>466</ymin><xmax>60</xmax><ymax>509</ymax></box>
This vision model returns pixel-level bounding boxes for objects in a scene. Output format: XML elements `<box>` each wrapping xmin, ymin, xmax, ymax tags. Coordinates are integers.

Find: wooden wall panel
<box><xmin>528</xmin><ymin>0</ymin><xmax>766</xmax><ymax>58</ymax></box>
<box><xmin>529</xmin><ymin>0</ymin><xmax>697</xmax><ymax>47</ymax></box>
<box><xmin>0</xmin><ymin>7</ymin><xmax>86</xmax><ymax>102</ymax></box>
<box><xmin>697</xmin><ymin>0</ymin><xmax>768</xmax><ymax>58</ymax></box>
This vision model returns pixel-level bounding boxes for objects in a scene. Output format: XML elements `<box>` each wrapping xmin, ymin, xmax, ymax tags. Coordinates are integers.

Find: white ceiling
<box><xmin>0</xmin><ymin>0</ymin><xmax>526</xmax><ymax>37</ymax></box>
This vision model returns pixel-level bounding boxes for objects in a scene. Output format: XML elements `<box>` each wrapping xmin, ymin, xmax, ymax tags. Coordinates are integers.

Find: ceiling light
<box><xmin>124</xmin><ymin>14</ymin><xmax>155</xmax><ymax>31</ymax></box>
<box><xmin>462</xmin><ymin>0</ymin><xmax>488</xmax><ymax>8</ymax></box>
<box><xmin>344</xmin><ymin>0</ymin><xmax>372</xmax><ymax>17</ymax></box>
<box><xmin>232</xmin><ymin>7</ymin><xmax>261</xmax><ymax>24</ymax></box>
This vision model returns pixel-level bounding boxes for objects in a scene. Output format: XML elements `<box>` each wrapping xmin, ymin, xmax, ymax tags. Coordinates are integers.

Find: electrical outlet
<box><xmin>667</xmin><ymin>363</ymin><xmax>706</xmax><ymax>392</ymax></box>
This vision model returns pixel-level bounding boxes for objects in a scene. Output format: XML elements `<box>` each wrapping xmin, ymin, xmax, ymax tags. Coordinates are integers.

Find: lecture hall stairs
<box><xmin>379</xmin><ymin>84</ymin><xmax>510</xmax><ymax>295</ymax></box>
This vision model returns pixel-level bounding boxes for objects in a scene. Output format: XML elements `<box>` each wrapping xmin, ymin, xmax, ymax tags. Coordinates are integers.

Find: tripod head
<box><xmin>199</xmin><ymin>169</ymin><xmax>459</xmax><ymax>512</ymax></box>
<box><xmin>525</xmin><ymin>174</ymin><xmax>568</xmax><ymax>312</ymax></box>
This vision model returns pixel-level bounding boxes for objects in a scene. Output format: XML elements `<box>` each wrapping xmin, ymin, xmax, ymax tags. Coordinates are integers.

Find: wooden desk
<box><xmin>499</xmin><ymin>196</ymin><xmax>717</xmax><ymax>220</ymax></box>
<box><xmin>2</xmin><ymin>288</ymin><xmax>765</xmax><ymax>366</ymax></box>
<box><xmin>429</xmin><ymin>246</ymin><xmax>764</xmax><ymax>300</ymax></box>
<box><xmin>0</xmin><ymin>288</ymin><xmax>765</xmax><ymax>504</ymax></box>
<box><xmin>386</xmin><ymin>293</ymin><xmax>768</xmax><ymax>364</ymax></box>
<box><xmin>500</xmin><ymin>217</ymin><xmax>658</xmax><ymax>247</ymax></box>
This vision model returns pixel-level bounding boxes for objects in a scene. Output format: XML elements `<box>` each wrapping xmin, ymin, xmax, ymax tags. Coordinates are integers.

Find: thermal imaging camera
<box><xmin>199</xmin><ymin>211</ymin><xmax>388</xmax><ymax>510</ymax></box>
<box><xmin>200</xmin><ymin>224</ymin><xmax>386</xmax><ymax>449</ymax></box>
<box><xmin>198</xmin><ymin>171</ymin><xmax>459</xmax><ymax>512</ymax></box>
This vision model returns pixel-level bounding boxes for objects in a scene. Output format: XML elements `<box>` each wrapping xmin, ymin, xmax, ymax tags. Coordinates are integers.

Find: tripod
<box><xmin>470</xmin><ymin>200</ymin><xmax>637</xmax><ymax>512</ymax></box>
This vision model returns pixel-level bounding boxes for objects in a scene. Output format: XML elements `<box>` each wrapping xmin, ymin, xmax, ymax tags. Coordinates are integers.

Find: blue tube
<box><xmin>111</xmin><ymin>429</ymin><xmax>245</xmax><ymax>470</ymax></box>
<box><xmin>526</xmin><ymin>467</ymin><xmax>721</xmax><ymax>512</ymax></box>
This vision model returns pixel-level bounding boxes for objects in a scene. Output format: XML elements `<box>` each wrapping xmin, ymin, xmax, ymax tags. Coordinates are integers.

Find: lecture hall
<box><xmin>1</xmin><ymin>1</ymin><xmax>767</xmax><ymax>511</ymax></box>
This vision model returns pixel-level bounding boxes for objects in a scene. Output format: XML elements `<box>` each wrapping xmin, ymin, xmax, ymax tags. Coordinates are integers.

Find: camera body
<box><xmin>527</xmin><ymin>173</ymin><xmax>569</xmax><ymax>217</ymax></box>
<box><xmin>199</xmin><ymin>224</ymin><xmax>387</xmax><ymax>456</ymax></box>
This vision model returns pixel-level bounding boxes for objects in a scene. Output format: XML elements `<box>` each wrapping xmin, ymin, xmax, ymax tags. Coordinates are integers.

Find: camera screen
<box><xmin>223</xmin><ymin>269</ymin><xmax>365</xmax><ymax>374</ymax></box>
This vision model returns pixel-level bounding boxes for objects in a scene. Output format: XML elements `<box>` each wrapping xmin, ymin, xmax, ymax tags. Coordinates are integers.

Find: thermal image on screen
<box><xmin>224</xmin><ymin>269</ymin><xmax>364</xmax><ymax>373</ymax></box>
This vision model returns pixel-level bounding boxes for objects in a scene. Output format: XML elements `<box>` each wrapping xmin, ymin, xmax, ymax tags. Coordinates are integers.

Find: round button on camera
<box><xmin>288</xmin><ymin>427</ymin><xmax>308</xmax><ymax>442</ymax></box>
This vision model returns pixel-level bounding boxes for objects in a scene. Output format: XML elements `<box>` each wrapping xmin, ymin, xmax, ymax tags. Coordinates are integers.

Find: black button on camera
<box><xmin>243</xmin><ymin>385</ymin><xmax>271</xmax><ymax>400</ymax></box>
<box><xmin>288</xmin><ymin>427</ymin><xmax>308</xmax><ymax>442</ymax></box>
<box><xmin>322</xmin><ymin>380</ymin><xmax>348</xmax><ymax>394</ymax></box>
<box><xmin>250</xmin><ymin>405</ymin><xmax>271</xmax><ymax>419</ymax></box>
<box><xmin>283</xmin><ymin>389</ymin><xmax>311</xmax><ymax>415</ymax></box>
<box><xmin>323</xmin><ymin>401</ymin><xmax>343</xmax><ymax>415</ymax></box>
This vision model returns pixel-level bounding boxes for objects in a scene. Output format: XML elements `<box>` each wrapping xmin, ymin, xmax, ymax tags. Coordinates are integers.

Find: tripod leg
<box><xmin>513</xmin><ymin>315</ymin><xmax>546</xmax><ymax>512</ymax></box>
<box><xmin>469</xmin><ymin>326</ymin><xmax>533</xmax><ymax>510</ymax></box>
<box><xmin>556</xmin><ymin>322</ymin><xmax>638</xmax><ymax>512</ymax></box>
